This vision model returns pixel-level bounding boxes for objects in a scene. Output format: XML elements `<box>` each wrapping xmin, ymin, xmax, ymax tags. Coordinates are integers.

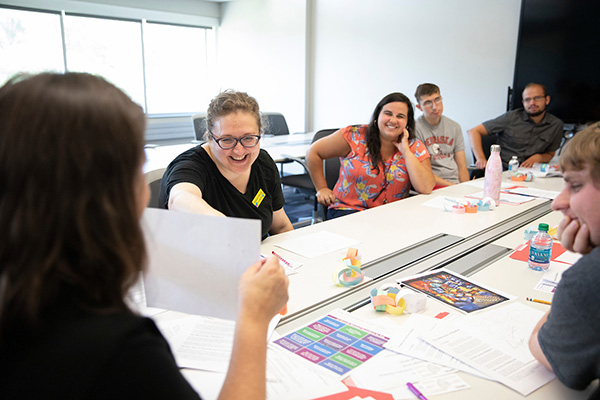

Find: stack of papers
<box><xmin>384</xmin><ymin>303</ymin><xmax>556</xmax><ymax>396</ymax></box>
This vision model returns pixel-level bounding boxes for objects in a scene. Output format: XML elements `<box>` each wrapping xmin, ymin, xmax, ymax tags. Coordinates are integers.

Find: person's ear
<box><xmin>545</xmin><ymin>95</ymin><xmax>550</xmax><ymax>106</ymax></box>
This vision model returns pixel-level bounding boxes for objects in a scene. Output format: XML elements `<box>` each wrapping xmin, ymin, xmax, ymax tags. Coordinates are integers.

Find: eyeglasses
<box><xmin>422</xmin><ymin>96</ymin><xmax>442</xmax><ymax>108</ymax></box>
<box><xmin>209</xmin><ymin>132</ymin><xmax>261</xmax><ymax>149</ymax></box>
<box><xmin>523</xmin><ymin>96</ymin><xmax>545</xmax><ymax>103</ymax></box>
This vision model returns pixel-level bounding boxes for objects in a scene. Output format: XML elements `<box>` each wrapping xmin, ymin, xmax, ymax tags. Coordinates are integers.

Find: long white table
<box><xmin>153</xmin><ymin>172</ymin><xmax>598</xmax><ymax>399</ymax></box>
<box><xmin>262</xmin><ymin>174</ymin><xmax>598</xmax><ymax>399</ymax></box>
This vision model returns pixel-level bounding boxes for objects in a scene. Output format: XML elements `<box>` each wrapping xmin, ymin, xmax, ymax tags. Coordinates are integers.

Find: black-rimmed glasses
<box><xmin>209</xmin><ymin>132</ymin><xmax>261</xmax><ymax>149</ymax></box>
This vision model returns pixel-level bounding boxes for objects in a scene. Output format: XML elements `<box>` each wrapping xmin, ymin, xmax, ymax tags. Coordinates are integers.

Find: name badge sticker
<box><xmin>252</xmin><ymin>188</ymin><xmax>266</xmax><ymax>207</ymax></box>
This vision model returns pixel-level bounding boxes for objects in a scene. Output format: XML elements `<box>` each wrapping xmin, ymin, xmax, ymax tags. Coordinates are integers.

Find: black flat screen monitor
<box><xmin>511</xmin><ymin>0</ymin><xmax>600</xmax><ymax>126</ymax></box>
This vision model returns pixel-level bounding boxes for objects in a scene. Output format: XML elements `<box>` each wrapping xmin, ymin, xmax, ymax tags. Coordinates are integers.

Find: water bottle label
<box><xmin>529</xmin><ymin>247</ymin><xmax>551</xmax><ymax>264</ymax></box>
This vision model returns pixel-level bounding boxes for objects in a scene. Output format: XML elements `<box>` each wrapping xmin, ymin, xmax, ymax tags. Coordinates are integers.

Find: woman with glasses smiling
<box><xmin>160</xmin><ymin>90</ymin><xmax>293</xmax><ymax>240</ymax></box>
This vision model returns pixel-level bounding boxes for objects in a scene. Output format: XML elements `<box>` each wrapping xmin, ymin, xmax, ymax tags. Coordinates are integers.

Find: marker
<box><xmin>526</xmin><ymin>297</ymin><xmax>551</xmax><ymax>305</ymax></box>
<box><xmin>272</xmin><ymin>251</ymin><xmax>291</xmax><ymax>267</ymax></box>
<box><xmin>406</xmin><ymin>382</ymin><xmax>428</xmax><ymax>400</ymax></box>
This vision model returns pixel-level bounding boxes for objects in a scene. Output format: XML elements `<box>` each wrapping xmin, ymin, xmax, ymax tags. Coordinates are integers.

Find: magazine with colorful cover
<box><xmin>398</xmin><ymin>268</ymin><xmax>514</xmax><ymax>313</ymax></box>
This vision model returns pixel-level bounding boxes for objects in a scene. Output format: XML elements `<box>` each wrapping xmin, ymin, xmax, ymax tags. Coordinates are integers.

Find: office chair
<box><xmin>280</xmin><ymin>128</ymin><xmax>339</xmax><ymax>224</ymax></box>
<box><xmin>144</xmin><ymin>167</ymin><xmax>167</xmax><ymax>208</ymax></box>
<box><xmin>263</xmin><ymin>112</ymin><xmax>290</xmax><ymax>136</ymax></box>
<box><xmin>469</xmin><ymin>134</ymin><xmax>498</xmax><ymax>179</ymax></box>
<box><xmin>192</xmin><ymin>113</ymin><xmax>207</xmax><ymax>143</ymax></box>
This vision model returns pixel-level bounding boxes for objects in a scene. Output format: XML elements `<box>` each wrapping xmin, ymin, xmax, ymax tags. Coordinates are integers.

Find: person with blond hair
<box><xmin>529</xmin><ymin>122</ymin><xmax>600</xmax><ymax>392</ymax></box>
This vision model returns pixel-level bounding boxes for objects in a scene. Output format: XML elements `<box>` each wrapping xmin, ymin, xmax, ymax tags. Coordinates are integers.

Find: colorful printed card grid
<box><xmin>274</xmin><ymin>314</ymin><xmax>389</xmax><ymax>376</ymax></box>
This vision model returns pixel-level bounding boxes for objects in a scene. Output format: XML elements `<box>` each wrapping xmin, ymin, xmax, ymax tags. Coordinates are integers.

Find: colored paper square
<box><xmin>287</xmin><ymin>331</ymin><xmax>314</xmax><ymax>346</ymax></box>
<box><xmin>319</xmin><ymin>336</ymin><xmax>348</xmax><ymax>352</ymax></box>
<box><xmin>331</xmin><ymin>352</ymin><xmax>363</xmax><ymax>369</ymax></box>
<box><xmin>341</xmin><ymin>346</ymin><xmax>372</xmax><ymax>362</ymax></box>
<box><xmin>318</xmin><ymin>358</ymin><xmax>352</xmax><ymax>375</ymax></box>
<box><xmin>319</xmin><ymin>316</ymin><xmax>346</xmax><ymax>330</ymax></box>
<box><xmin>330</xmin><ymin>331</ymin><xmax>359</xmax><ymax>345</ymax></box>
<box><xmin>308</xmin><ymin>321</ymin><xmax>336</xmax><ymax>335</ymax></box>
<box><xmin>295</xmin><ymin>348</ymin><xmax>327</xmax><ymax>364</ymax></box>
<box><xmin>339</xmin><ymin>324</ymin><xmax>368</xmax><ymax>339</ymax></box>
<box><xmin>362</xmin><ymin>334</ymin><xmax>388</xmax><ymax>347</ymax></box>
<box><xmin>307</xmin><ymin>342</ymin><xmax>337</xmax><ymax>358</ymax></box>
<box><xmin>354</xmin><ymin>340</ymin><xmax>384</xmax><ymax>356</ymax></box>
<box><xmin>298</xmin><ymin>327</ymin><xmax>326</xmax><ymax>342</ymax></box>
<box><xmin>274</xmin><ymin>337</ymin><xmax>302</xmax><ymax>352</ymax></box>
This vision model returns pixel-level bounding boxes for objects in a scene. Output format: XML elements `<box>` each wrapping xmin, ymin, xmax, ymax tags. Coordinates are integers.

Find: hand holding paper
<box><xmin>239</xmin><ymin>256</ymin><xmax>289</xmax><ymax>324</ymax></box>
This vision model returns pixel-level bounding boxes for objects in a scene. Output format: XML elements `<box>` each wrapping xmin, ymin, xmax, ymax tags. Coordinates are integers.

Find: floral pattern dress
<box><xmin>329</xmin><ymin>125</ymin><xmax>430</xmax><ymax>212</ymax></box>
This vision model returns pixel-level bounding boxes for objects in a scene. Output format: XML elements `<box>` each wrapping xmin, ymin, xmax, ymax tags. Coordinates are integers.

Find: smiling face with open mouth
<box><xmin>208</xmin><ymin>111</ymin><xmax>261</xmax><ymax>179</ymax></box>
<box><xmin>377</xmin><ymin>101</ymin><xmax>408</xmax><ymax>143</ymax></box>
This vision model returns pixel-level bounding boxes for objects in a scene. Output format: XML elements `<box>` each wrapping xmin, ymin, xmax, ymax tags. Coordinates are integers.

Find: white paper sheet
<box><xmin>466</xmin><ymin>190</ymin><xmax>535</xmax><ymax>205</ymax></box>
<box><xmin>142</xmin><ymin>208</ymin><xmax>261</xmax><ymax>320</ymax></box>
<box><xmin>384</xmin><ymin>314</ymin><xmax>485</xmax><ymax>377</ymax></box>
<box><xmin>504</xmin><ymin>187</ymin><xmax>560</xmax><ymax>200</ymax></box>
<box><xmin>422</xmin><ymin>302</ymin><xmax>555</xmax><ymax>396</ymax></box>
<box><xmin>166</xmin><ymin>315</ymin><xmax>236</xmax><ymax>373</ymax></box>
<box><xmin>351</xmin><ymin>350</ymin><xmax>470</xmax><ymax>399</ymax></box>
<box><xmin>274</xmin><ymin>231</ymin><xmax>361</xmax><ymax>258</ymax></box>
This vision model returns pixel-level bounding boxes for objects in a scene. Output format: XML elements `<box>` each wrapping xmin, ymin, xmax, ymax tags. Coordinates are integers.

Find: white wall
<box><xmin>217</xmin><ymin>0</ymin><xmax>307</xmax><ymax>134</ymax></box>
<box><xmin>311</xmin><ymin>0</ymin><xmax>522</xmax><ymax>163</ymax></box>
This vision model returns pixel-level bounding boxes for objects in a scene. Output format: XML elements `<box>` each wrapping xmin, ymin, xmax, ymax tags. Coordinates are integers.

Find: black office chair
<box><xmin>192</xmin><ymin>113</ymin><xmax>207</xmax><ymax>143</ymax></box>
<box><xmin>280</xmin><ymin>128</ymin><xmax>339</xmax><ymax>224</ymax></box>
<box><xmin>469</xmin><ymin>134</ymin><xmax>498</xmax><ymax>179</ymax></box>
<box><xmin>144</xmin><ymin>167</ymin><xmax>167</xmax><ymax>208</ymax></box>
<box><xmin>263</xmin><ymin>112</ymin><xmax>290</xmax><ymax>136</ymax></box>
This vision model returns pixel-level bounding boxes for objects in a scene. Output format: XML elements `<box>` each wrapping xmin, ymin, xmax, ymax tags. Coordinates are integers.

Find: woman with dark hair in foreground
<box><xmin>0</xmin><ymin>72</ymin><xmax>288</xmax><ymax>399</ymax></box>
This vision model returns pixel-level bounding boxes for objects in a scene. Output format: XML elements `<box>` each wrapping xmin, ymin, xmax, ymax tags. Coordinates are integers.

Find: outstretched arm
<box><xmin>168</xmin><ymin>182</ymin><xmax>225</xmax><ymax>217</ymax></box>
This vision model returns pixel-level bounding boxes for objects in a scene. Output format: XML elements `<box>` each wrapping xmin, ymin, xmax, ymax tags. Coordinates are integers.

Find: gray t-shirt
<box><xmin>482</xmin><ymin>109</ymin><xmax>563</xmax><ymax>167</ymax></box>
<box><xmin>538</xmin><ymin>247</ymin><xmax>600</xmax><ymax>390</ymax></box>
<box><xmin>415</xmin><ymin>115</ymin><xmax>464</xmax><ymax>183</ymax></box>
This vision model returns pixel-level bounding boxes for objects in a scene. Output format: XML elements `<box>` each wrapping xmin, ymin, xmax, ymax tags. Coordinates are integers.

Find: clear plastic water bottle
<box><xmin>528</xmin><ymin>223</ymin><xmax>553</xmax><ymax>271</ymax></box>
<box><xmin>483</xmin><ymin>144</ymin><xmax>502</xmax><ymax>206</ymax></box>
<box><xmin>508</xmin><ymin>156</ymin><xmax>519</xmax><ymax>181</ymax></box>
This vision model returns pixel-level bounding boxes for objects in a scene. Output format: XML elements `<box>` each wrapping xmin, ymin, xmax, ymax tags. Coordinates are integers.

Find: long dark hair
<box><xmin>366</xmin><ymin>92</ymin><xmax>415</xmax><ymax>173</ymax></box>
<box><xmin>0</xmin><ymin>73</ymin><xmax>147</xmax><ymax>334</ymax></box>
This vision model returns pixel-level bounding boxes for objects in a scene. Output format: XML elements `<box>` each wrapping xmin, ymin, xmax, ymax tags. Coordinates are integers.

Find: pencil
<box><xmin>526</xmin><ymin>297</ymin><xmax>551</xmax><ymax>305</ymax></box>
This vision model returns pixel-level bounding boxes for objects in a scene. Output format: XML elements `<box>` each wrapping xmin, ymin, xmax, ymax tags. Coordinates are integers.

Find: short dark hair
<box><xmin>524</xmin><ymin>82</ymin><xmax>548</xmax><ymax>97</ymax></box>
<box><xmin>0</xmin><ymin>73</ymin><xmax>147</xmax><ymax>332</ymax></box>
<box><xmin>414</xmin><ymin>83</ymin><xmax>440</xmax><ymax>104</ymax></box>
<box><xmin>366</xmin><ymin>92</ymin><xmax>415</xmax><ymax>173</ymax></box>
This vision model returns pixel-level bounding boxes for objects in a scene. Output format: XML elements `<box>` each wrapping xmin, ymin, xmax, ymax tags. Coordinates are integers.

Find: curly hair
<box><xmin>204</xmin><ymin>90</ymin><xmax>264</xmax><ymax>140</ymax></box>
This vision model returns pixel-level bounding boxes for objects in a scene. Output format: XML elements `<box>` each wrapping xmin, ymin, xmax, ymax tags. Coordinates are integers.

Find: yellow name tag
<box><xmin>252</xmin><ymin>189</ymin><xmax>266</xmax><ymax>207</ymax></box>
